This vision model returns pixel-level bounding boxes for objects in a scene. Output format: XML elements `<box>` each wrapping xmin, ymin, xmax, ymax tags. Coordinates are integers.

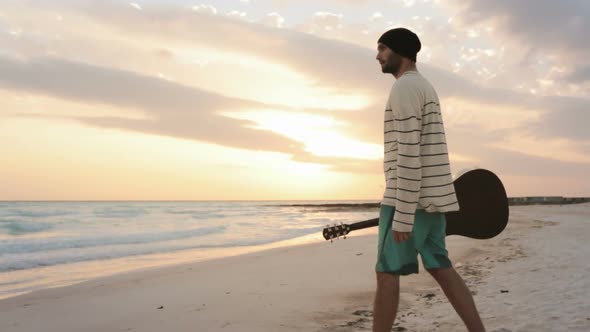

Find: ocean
<box><xmin>0</xmin><ymin>200</ymin><xmax>379</xmax><ymax>299</ymax></box>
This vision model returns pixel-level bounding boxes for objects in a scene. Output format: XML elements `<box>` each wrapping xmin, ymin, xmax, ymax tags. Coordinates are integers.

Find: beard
<box><xmin>381</xmin><ymin>54</ymin><xmax>401</xmax><ymax>75</ymax></box>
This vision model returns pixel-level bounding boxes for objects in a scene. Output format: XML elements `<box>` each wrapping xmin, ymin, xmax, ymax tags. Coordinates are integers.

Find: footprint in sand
<box><xmin>352</xmin><ymin>310</ymin><xmax>373</xmax><ymax>317</ymax></box>
<box><xmin>340</xmin><ymin>317</ymin><xmax>370</xmax><ymax>328</ymax></box>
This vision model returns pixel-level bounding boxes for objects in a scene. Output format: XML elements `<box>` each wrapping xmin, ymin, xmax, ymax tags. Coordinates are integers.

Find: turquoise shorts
<box><xmin>376</xmin><ymin>204</ymin><xmax>452</xmax><ymax>275</ymax></box>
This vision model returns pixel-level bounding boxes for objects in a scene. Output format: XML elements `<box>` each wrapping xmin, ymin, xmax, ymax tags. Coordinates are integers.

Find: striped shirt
<box><xmin>382</xmin><ymin>71</ymin><xmax>459</xmax><ymax>232</ymax></box>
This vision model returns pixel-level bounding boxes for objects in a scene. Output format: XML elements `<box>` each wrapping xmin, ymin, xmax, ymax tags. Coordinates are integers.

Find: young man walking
<box><xmin>373</xmin><ymin>28</ymin><xmax>486</xmax><ymax>332</ymax></box>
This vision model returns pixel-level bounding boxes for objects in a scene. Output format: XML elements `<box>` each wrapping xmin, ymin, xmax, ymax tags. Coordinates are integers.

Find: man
<box><xmin>373</xmin><ymin>28</ymin><xmax>486</xmax><ymax>332</ymax></box>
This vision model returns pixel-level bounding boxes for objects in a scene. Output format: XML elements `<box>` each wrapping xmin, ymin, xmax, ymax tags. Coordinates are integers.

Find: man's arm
<box><xmin>390</xmin><ymin>85</ymin><xmax>422</xmax><ymax>234</ymax></box>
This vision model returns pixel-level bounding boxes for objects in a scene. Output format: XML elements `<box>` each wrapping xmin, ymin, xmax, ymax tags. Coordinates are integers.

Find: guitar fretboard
<box><xmin>349</xmin><ymin>218</ymin><xmax>379</xmax><ymax>231</ymax></box>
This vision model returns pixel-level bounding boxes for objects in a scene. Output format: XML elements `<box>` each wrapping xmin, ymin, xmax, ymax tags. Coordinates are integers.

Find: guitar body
<box><xmin>322</xmin><ymin>169</ymin><xmax>509</xmax><ymax>241</ymax></box>
<box><xmin>445</xmin><ymin>169</ymin><xmax>509</xmax><ymax>239</ymax></box>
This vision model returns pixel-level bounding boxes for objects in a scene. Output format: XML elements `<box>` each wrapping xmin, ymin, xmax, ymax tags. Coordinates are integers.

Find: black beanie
<box><xmin>378</xmin><ymin>28</ymin><xmax>421</xmax><ymax>62</ymax></box>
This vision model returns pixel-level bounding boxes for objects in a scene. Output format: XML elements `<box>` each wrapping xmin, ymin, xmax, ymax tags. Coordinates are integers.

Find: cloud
<box><xmin>0</xmin><ymin>55</ymin><xmax>386</xmax><ymax>173</ymax></box>
<box><xmin>306</xmin><ymin>11</ymin><xmax>344</xmax><ymax>31</ymax></box>
<box><xmin>449</xmin><ymin>0</ymin><xmax>589</xmax><ymax>54</ymax></box>
<box><xmin>0</xmin><ymin>55</ymin><xmax>306</xmax><ymax>154</ymax></box>
<box><xmin>79</xmin><ymin>5</ymin><xmax>575</xmax><ymax>121</ymax></box>
<box><xmin>2</xmin><ymin>0</ymin><xmax>590</xmax><ymax>177</ymax></box>
<box><xmin>262</xmin><ymin>12</ymin><xmax>285</xmax><ymax>28</ymax></box>
<box><xmin>529</xmin><ymin>95</ymin><xmax>590</xmax><ymax>140</ymax></box>
<box><xmin>403</xmin><ymin>0</ymin><xmax>417</xmax><ymax>7</ymax></box>
<box><xmin>370</xmin><ymin>12</ymin><xmax>384</xmax><ymax>21</ymax></box>
<box><xmin>129</xmin><ymin>2</ymin><xmax>141</xmax><ymax>11</ymax></box>
<box><xmin>35</xmin><ymin>3</ymin><xmax>519</xmax><ymax>101</ymax></box>
<box><xmin>476</xmin><ymin>141</ymin><xmax>590</xmax><ymax>179</ymax></box>
<box><xmin>226</xmin><ymin>10</ymin><xmax>247</xmax><ymax>19</ymax></box>
<box><xmin>566</xmin><ymin>65</ymin><xmax>590</xmax><ymax>83</ymax></box>
<box><xmin>191</xmin><ymin>4</ymin><xmax>218</xmax><ymax>15</ymax></box>
<box><xmin>446</xmin><ymin>0</ymin><xmax>590</xmax><ymax>84</ymax></box>
<box><xmin>269</xmin><ymin>0</ymin><xmax>369</xmax><ymax>6</ymax></box>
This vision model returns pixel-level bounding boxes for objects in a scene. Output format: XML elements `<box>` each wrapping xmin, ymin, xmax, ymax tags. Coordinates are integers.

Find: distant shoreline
<box><xmin>2</xmin><ymin>197</ymin><xmax>590</xmax><ymax>205</ymax></box>
<box><xmin>277</xmin><ymin>196</ymin><xmax>590</xmax><ymax>208</ymax></box>
<box><xmin>275</xmin><ymin>203</ymin><xmax>381</xmax><ymax>208</ymax></box>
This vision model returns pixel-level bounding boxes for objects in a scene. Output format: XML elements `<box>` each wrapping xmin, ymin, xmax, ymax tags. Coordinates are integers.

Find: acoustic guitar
<box><xmin>322</xmin><ymin>169</ymin><xmax>509</xmax><ymax>241</ymax></box>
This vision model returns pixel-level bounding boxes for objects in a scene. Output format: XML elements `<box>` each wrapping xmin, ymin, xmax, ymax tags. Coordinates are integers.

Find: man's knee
<box><xmin>426</xmin><ymin>266</ymin><xmax>453</xmax><ymax>279</ymax></box>
<box><xmin>376</xmin><ymin>272</ymin><xmax>399</xmax><ymax>289</ymax></box>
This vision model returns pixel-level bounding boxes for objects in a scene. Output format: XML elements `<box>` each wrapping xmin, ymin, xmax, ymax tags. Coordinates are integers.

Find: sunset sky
<box><xmin>1</xmin><ymin>0</ymin><xmax>589</xmax><ymax>200</ymax></box>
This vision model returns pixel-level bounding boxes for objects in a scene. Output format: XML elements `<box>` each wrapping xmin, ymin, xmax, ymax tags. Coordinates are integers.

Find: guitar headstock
<box><xmin>322</xmin><ymin>222</ymin><xmax>351</xmax><ymax>241</ymax></box>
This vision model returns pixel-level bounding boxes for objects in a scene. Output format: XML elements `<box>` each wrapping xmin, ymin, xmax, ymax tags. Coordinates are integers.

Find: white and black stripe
<box><xmin>382</xmin><ymin>71</ymin><xmax>460</xmax><ymax>232</ymax></box>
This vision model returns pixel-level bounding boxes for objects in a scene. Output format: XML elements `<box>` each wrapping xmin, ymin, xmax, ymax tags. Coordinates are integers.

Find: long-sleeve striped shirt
<box><xmin>382</xmin><ymin>71</ymin><xmax>460</xmax><ymax>232</ymax></box>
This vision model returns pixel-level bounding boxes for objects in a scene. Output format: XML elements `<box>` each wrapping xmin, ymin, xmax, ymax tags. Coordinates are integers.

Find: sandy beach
<box><xmin>1</xmin><ymin>203</ymin><xmax>589</xmax><ymax>332</ymax></box>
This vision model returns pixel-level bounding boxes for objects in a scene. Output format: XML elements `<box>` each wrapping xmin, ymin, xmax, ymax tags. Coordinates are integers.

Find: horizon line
<box><xmin>2</xmin><ymin>196</ymin><xmax>590</xmax><ymax>203</ymax></box>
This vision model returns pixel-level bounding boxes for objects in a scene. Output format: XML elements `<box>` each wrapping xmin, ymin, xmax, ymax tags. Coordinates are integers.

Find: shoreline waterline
<box><xmin>0</xmin><ymin>223</ymin><xmax>357</xmax><ymax>300</ymax></box>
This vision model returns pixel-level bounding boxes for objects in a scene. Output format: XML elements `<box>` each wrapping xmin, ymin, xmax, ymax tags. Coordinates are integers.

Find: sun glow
<box><xmin>222</xmin><ymin>110</ymin><xmax>382</xmax><ymax>160</ymax></box>
<box><xmin>0</xmin><ymin>116</ymin><xmax>360</xmax><ymax>200</ymax></box>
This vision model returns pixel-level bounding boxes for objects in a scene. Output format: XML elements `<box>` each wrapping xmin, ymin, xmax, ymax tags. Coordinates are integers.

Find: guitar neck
<box><xmin>349</xmin><ymin>218</ymin><xmax>379</xmax><ymax>231</ymax></box>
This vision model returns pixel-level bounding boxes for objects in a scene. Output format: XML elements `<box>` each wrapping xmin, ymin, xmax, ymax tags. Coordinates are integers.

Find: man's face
<box><xmin>376</xmin><ymin>43</ymin><xmax>402</xmax><ymax>75</ymax></box>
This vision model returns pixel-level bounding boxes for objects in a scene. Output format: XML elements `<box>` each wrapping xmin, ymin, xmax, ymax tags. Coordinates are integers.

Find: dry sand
<box><xmin>0</xmin><ymin>204</ymin><xmax>589</xmax><ymax>332</ymax></box>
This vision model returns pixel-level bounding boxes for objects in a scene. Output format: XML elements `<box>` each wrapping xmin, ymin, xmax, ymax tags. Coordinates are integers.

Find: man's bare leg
<box><xmin>427</xmin><ymin>267</ymin><xmax>486</xmax><ymax>332</ymax></box>
<box><xmin>372</xmin><ymin>272</ymin><xmax>400</xmax><ymax>332</ymax></box>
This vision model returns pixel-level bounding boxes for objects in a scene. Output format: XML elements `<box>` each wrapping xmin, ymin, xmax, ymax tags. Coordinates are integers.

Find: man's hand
<box><xmin>393</xmin><ymin>231</ymin><xmax>411</xmax><ymax>243</ymax></box>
